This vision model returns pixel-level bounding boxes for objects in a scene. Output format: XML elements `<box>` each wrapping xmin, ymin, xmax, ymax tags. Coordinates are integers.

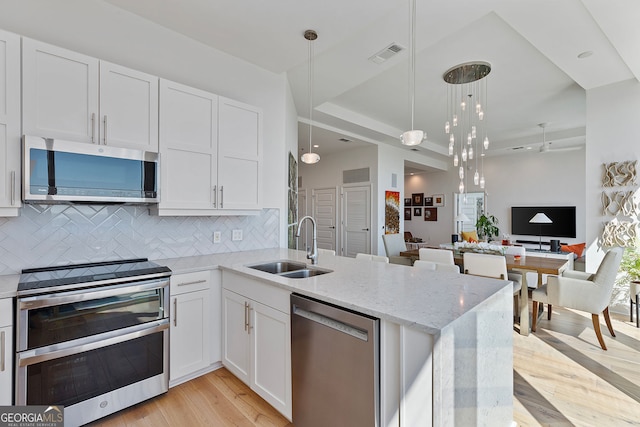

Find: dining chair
<box><xmin>631</xmin><ymin>280</ymin><xmax>640</xmax><ymax>328</ymax></box>
<box><xmin>463</xmin><ymin>252</ymin><xmax>525</xmax><ymax>326</ymax></box>
<box><xmin>355</xmin><ymin>253</ymin><xmax>389</xmax><ymax>263</ymax></box>
<box><xmin>418</xmin><ymin>248</ymin><xmax>455</xmax><ymax>265</ymax></box>
<box><xmin>382</xmin><ymin>234</ymin><xmax>412</xmax><ymax>265</ymax></box>
<box><xmin>531</xmin><ymin>247</ymin><xmax>624</xmax><ymax>350</ymax></box>
<box><xmin>317</xmin><ymin>248</ymin><xmax>336</xmax><ymax>256</ymax></box>
<box><xmin>414</xmin><ymin>260</ymin><xmax>460</xmax><ymax>273</ymax></box>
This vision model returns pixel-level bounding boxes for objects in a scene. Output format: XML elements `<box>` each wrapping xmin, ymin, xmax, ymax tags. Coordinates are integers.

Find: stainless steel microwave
<box><xmin>22</xmin><ymin>135</ymin><xmax>159</xmax><ymax>204</ymax></box>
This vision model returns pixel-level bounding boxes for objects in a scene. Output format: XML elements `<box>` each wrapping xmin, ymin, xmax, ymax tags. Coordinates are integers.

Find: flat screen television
<box><xmin>511</xmin><ymin>206</ymin><xmax>576</xmax><ymax>238</ymax></box>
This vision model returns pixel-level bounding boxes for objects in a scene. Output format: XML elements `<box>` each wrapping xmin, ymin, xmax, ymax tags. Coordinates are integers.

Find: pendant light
<box><xmin>300</xmin><ymin>30</ymin><xmax>320</xmax><ymax>164</ymax></box>
<box><xmin>444</xmin><ymin>62</ymin><xmax>491</xmax><ymax>192</ymax></box>
<box><xmin>400</xmin><ymin>0</ymin><xmax>426</xmax><ymax>146</ymax></box>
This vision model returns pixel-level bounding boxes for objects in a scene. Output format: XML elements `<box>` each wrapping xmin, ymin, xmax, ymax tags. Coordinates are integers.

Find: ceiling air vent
<box><xmin>368</xmin><ymin>43</ymin><xmax>405</xmax><ymax>64</ymax></box>
<box><xmin>339</xmin><ymin>138</ymin><xmax>351</xmax><ymax>142</ymax></box>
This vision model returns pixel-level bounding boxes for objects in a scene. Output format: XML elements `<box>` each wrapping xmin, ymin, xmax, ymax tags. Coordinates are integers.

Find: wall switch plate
<box><xmin>213</xmin><ymin>231</ymin><xmax>221</xmax><ymax>243</ymax></box>
<box><xmin>232</xmin><ymin>229</ymin><xmax>243</xmax><ymax>241</ymax></box>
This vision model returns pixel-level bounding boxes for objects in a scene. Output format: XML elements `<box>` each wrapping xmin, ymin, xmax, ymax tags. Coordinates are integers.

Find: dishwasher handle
<box><xmin>292</xmin><ymin>305</ymin><xmax>369</xmax><ymax>342</ymax></box>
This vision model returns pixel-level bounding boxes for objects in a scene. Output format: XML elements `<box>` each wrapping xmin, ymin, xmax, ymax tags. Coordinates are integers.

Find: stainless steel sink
<box><xmin>247</xmin><ymin>260</ymin><xmax>332</xmax><ymax>279</ymax></box>
<box><xmin>248</xmin><ymin>260</ymin><xmax>308</xmax><ymax>274</ymax></box>
<box><xmin>280</xmin><ymin>268</ymin><xmax>332</xmax><ymax>279</ymax></box>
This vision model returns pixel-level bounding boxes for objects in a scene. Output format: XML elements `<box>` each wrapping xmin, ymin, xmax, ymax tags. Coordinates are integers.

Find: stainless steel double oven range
<box><xmin>16</xmin><ymin>258</ymin><xmax>171</xmax><ymax>427</ymax></box>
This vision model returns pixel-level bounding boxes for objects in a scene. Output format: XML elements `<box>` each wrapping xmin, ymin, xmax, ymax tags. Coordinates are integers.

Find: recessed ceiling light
<box><xmin>526</xmin><ymin>146</ymin><xmax>532</xmax><ymax>150</ymax></box>
<box><xmin>410</xmin><ymin>172</ymin><xmax>415</xmax><ymax>176</ymax></box>
<box><xmin>480</xmin><ymin>153</ymin><xmax>485</xmax><ymax>157</ymax></box>
<box><xmin>313</xmin><ymin>144</ymin><xmax>319</xmax><ymax>148</ymax></box>
<box><xmin>577</xmin><ymin>51</ymin><xmax>593</xmax><ymax>59</ymax></box>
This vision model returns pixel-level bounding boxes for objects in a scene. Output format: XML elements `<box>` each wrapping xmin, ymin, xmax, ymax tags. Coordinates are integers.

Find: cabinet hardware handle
<box><xmin>103</xmin><ymin>115</ymin><xmax>108</xmax><ymax>145</ymax></box>
<box><xmin>10</xmin><ymin>171</ymin><xmax>16</xmax><ymax>206</ymax></box>
<box><xmin>248</xmin><ymin>307</ymin><xmax>254</xmax><ymax>333</ymax></box>
<box><xmin>213</xmin><ymin>185</ymin><xmax>217</xmax><ymax>208</ymax></box>
<box><xmin>176</xmin><ymin>279</ymin><xmax>206</xmax><ymax>287</ymax></box>
<box><xmin>1</xmin><ymin>331</ymin><xmax>4</xmax><ymax>372</ymax></box>
<box><xmin>91</xmin><ymin>113</ymin><xmax>96</xmax><ymax>143</ymax></box>
<box><xmin>173</xmin><ymin>298</ymin><xmax>177</xmax><ymax>327</ymax></box>
<box><xmin>220</xmin><ymin>186</ymin><xmax>224</xmax><ymax>209</ymax></box>
<box><xmin>244</xmin><ymin>301</ymin><xmax>249</xmax><ymax>332</ymax></box>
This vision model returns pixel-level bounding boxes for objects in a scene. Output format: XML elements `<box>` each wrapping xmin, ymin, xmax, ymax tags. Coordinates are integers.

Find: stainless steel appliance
<box><xmin>16</xmin><ymin>259</ymin><xmax>171</xmax><ymax>427</ymax></box>
<box><xmin>22</xmin><ymin>135</ymin><xmax>159</xmax><ymax>204</ymax></box>
<box><xmin>291</xmin><ymin>293</ymin><xmax>380</xmax><ymax>427</ymax></box>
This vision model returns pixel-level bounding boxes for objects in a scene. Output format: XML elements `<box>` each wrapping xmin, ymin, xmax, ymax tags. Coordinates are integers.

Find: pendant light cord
<box><xmin>409</xmin><ymin>0</ymin><xmax>416</xmax><ymax>130</ymax></box>
<box><xmin>308</xmin><ymin>35</ymin><xmax>314</xmax><ymax>154</ymax></box>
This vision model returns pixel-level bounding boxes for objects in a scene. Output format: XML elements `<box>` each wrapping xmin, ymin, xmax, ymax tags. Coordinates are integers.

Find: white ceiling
<box><xmin>105</xmin><ymin>0</ymin><xmax>639</xmax><ymax>171</ymax></box>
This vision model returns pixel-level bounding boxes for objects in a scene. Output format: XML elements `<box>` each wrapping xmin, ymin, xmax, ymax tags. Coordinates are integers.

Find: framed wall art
<box><xmin>404</xmin><ymin>208</ymin><xmax>412</xmax><ymax>221</ymax></box>
<box><xmin>433</xmin><ymin>194</ymin><xmax>445</xmax><ymax>207</ymax></box>
<box><xmin>424</xmin><ymin>196</ymin><xmax>433</xmax><ymax>207</ymax></box>
<box><xmin>414</xmin><ymin>207</ymin><xmax>422</xmax><ymax>217</ymax></box>
<box><xmin>424</xmin><ymin>207</ymin><xmax>438</xmax><ymax>221</ymax></box>
<box><xmin>404</xmin><ymin>197</ymin><xmax>412</xmax><ymax>206</ymax></box>
<box><xmin>412</xmin><ymin>193</ymin><xmax>424</xmax><ymax>206</ymax></box>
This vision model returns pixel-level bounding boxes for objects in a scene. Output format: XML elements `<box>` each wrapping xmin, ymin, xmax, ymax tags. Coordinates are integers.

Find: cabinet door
<box><xmin>252</xmin><ymin>300</ymin><xmax>292</xmax><ymax>419</ymax></box>
<box><xmin>218</xmin><ymin>97</ymin><xmax>262</xmax><ymax>210</ymax></box>
<box><xmin>222</xmin><ymin>289</ymin><xmax>250</xmax><ymax>384</ymax></box>
<box><xmin>170</xmin><ymin>289</ymin><xmax>211</xmax><ymax>383</ymax></box>
<box><xmin>210</xmin><ymin>270</ymin><xmax>222</xmax><ymax>364</ymax></box>
<box><xmin>22</xmin><ymin>38</ymin><xmax>99</xmax><ymax>143</ymax></box>
<box><xmin>159</xmin><ymin>79</ymin><xmax>218</xmax><ymax>210</ymax></box>
<box><xmin>99</xmin><ymin>61</ymin><xmax>159</xmax><ymax>152</ymax></box>
<box><xmin>0</xmin><ymin>326</ymin><xmax>11</xmax><ymax>405</ymax></box>
<box><xmin>0</xmin><ymin>29</ymin><xmax>20</xmax><ymax>215</ymax></box>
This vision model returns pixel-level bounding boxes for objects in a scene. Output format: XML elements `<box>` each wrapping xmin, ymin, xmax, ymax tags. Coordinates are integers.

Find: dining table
<box><xmin>399</xmin><ymin>248</ymin><xmax>570</xmax><ymax>335</ymax></box>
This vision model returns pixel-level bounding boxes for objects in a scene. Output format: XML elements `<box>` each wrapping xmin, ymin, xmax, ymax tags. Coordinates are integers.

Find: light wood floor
<box><xmin>89</xmin><ymin>306</ymin><xmax>640</xmax><ymax>427</ymax></box>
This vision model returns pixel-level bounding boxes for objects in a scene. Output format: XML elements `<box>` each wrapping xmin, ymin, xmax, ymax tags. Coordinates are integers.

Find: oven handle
<box><xmin>17</xmin><ymin>320</ymin><xmax>168</xmax><ymax>368</ymax></box>
<box><xmin>18</xmin><ymin>277</ymin><xmax>170</xmax><ymax>311</ymax></box>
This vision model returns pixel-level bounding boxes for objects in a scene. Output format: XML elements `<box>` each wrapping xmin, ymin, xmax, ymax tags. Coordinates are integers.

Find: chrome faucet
<box><xmin>295</xmin><ymin>215</ymin><xmax>318</xmax><ymax>265</ymax></box>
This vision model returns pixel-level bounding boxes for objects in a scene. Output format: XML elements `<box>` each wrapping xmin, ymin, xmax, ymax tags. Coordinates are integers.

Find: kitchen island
<box><xmin>162</xmin><ymin>248</ymin><xmax>514</xmax><ymax>427</ymax></box>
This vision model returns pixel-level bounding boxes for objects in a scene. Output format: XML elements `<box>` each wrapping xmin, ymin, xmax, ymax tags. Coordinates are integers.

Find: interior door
<box><xmin>312</xmin><ymin>188</ymin><xmax>338</xmax><ymax>252</ymax></box>
<box><xmin>342</xmin><ymin>185</ymin><xmax>371</xmax><ymax>257</ymax></box>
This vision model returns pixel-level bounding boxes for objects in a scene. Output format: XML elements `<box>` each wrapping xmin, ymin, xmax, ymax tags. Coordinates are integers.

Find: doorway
<box><xmin>312</xmin><ymin>188</ymin><xmax>338</xmax><ymax>252</ymax></box>
<box><xmin>342</xmin><ymin>185</ymin><xmax>371</xmax><ymax>257</ymax></box>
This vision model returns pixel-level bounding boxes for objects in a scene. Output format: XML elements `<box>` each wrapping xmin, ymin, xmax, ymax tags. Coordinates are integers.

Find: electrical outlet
<box><xmin>232</xmin><ymin>229</ymin><xmax>243</xmax><ymax>241</ymax></box>
<box><xmin>213</xmin><ymin>231</ymin><xmax>221</xmax><ymax>243</ymax></box>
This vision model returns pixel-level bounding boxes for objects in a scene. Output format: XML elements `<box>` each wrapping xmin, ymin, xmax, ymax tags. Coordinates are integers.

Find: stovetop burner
<box><xmin>18</xmin><ymin>258</ymin><xmax>171</xmax><ymax>296</ymax></box>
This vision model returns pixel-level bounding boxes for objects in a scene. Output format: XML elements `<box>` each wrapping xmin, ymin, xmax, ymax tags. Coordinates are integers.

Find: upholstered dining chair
<box><xmin>531</xmin><ymin>247</ymin><xmax>624</xmax><ymax>350</ymax></box>
<box><xmin>355</xmin><ymin>253</ymin><xmax>389</xmax><ymax>263</ymax></box>
<box><xmin>413</xmin><ymin>260</ymin><xmax>460</xmax><ymax>273</ymax></box>
<box><xmin>317</xmin><ymin>248</ymin><xmax>336</xmax><ymax>256</ymax></box>
<box><xmin>382</xmin><ymin>234</ymin><xmax>412</xmax><ymax>265</ymax></box>
<box><xmin>418</xmin><ymin>248</ymin><xmax>455</xmax><ymax>265</ymax></box>
<box><xmin>463</xmin><ymin>252</ymin><xmax>525</xmax><ymax>326</ymax></box>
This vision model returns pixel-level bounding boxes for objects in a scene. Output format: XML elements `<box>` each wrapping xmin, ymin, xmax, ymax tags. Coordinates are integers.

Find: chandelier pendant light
<box><xmin>400</xmin><ymin>0</ymin><xmax>426</xmax><ymax>146</ymax></box>
<box><xmin>300</xmin><ymin>29</ymin><xmax>320</xmax><ymax>164</ymax></box>
<box><xmin>443</xmin><ymin>62</ymin><xmax>491</xmax><ymax>192</ymax></box>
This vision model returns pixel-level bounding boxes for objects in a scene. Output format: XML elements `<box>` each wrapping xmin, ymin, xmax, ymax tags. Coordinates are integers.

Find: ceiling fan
<box><xmin>538</xmin><ymin>123</ymin><xmax>582</xmax><ymax>153</ymax></box>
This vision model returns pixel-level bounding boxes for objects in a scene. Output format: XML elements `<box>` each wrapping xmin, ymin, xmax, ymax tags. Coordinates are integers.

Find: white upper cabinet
<box><xmin>0</xmin><ymin>29</ymin><xmax>21</xmax><ymax>216</ymax></box>
<box><xmin>99</xmin><ymin>61</ymin><xmax>158</xmax><ymax>151</ymax></box>
<box><xmin>155</xmin><ymin>80</ymin><xmax>262</xmax><ymax>215</ymax></box>
<box><xmin>22</xmin><ymin>38</ymin><xmax>158</xmax><ymax>152</ymax></box>
<box><xmin>218</xmin><ymin>97</ymin><xmax>262</xmax><ymax>210</ymax></box>
<box><xmin>158</xmin><ymin>79</ymin><xmax>218</xmax><ymax>211</ymax></box>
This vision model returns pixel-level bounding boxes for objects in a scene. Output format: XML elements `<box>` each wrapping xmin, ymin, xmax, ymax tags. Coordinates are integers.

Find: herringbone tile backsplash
<box><xmin>0</xmin><ymin>204</ymin><xmax>279</xmax><ymax>274</ymax></box>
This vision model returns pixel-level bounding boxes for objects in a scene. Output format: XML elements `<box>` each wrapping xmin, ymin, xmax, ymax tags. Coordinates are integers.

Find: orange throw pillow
<box><xmin>561</xmin><ymin>243</ymin><xmax>585</xmax><ymax>258</ymax></box>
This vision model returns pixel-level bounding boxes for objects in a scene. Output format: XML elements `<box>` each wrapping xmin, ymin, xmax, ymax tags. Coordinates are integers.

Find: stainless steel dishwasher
<box><xmin>291</xmin><ymin>293</ymin><xmax>380</xmax><ymax>427</ymax></box>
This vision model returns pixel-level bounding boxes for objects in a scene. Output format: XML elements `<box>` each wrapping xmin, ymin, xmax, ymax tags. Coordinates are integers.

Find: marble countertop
<box><xmin>159</xmin><ymin>248</ymin><xmax>510</xmax><ymax>335</ymax></box>
<box><xmin>0</xmin><ymin>248</ymin><xmax>510</xmax><ymax>335</ymax></box>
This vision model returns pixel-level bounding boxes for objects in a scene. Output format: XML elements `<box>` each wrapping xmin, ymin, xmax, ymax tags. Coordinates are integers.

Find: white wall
<box><xmin>586</xmin><ymin>78</ymin><xmax>640</xmax><ymax>313</ymax></box>
<box><xmin>376</xmin><ymin>144</ymin><xmax>407</xmax><ymax>256</ymax></box>
<box><xmin>405</xmin><ymin>149</ymin><xmax>587</xmax><ymax>247</ymax></box>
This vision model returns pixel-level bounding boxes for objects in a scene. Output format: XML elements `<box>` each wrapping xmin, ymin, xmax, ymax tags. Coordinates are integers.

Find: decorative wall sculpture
<box><xmin>601</xmin><ymin>221</ymin><xmax>637</xmax><ymax>247</ymax></box>
<box><xmin>602</xmin><ymin>160</ymin><xmax>637</xmax><ymax>187</ymax></box>
<box><xmin>601</xmin><ymin>190</ymin><xmax>638</xmax><ymax>216</ymax></box>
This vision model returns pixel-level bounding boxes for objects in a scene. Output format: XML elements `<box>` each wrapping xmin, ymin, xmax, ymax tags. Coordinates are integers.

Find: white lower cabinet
<box><xmin>0</xmin><ymin>298</ymin><xmax>13</xmax><ymax>405</ymax></box>
<box><xmin>169</xmin><ymin>269</ymin><xmax>221</xmax><ymax>387</ymax></box>
<box><xmin>222</xmin><ymin>271</ymin><xmax>292</xmax><ymax>420</ymax></box>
